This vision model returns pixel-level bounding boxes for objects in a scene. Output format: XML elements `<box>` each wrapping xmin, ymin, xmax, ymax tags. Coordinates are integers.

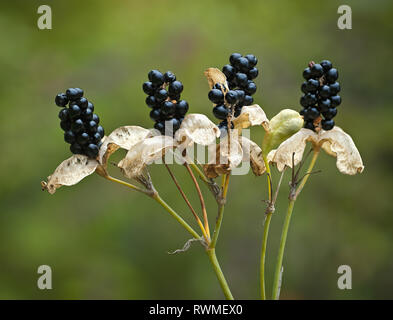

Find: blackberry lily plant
<box><xmin>41</xmin><ymin>56</ymin><xmax>364</xmax><ymax>300</ymax></box>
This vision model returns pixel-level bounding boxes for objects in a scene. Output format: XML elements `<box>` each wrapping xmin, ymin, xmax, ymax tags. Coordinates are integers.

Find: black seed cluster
<box><xmin>210</xmin><ymin>53</ymin><xmax>259</xmax><ymax>133</ymax></box>
<box><xmin>299</xmin><ymin>60</ymin><xmax>341</xmax><ymax>131</ymax></box>
<box><xmin>55</xmin><ymin>88</ymin><xmax>105</xmax><ymax>159</ymax></box>
<box><xmin>143</xmin><ymin>70</ymin><xmax>188</xmax><ymax>135</ymax></box>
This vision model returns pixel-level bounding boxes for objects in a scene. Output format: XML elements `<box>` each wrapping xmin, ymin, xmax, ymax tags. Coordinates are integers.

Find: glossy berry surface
<box><xmin>55</xmin><ymin>93</ymin><xmax>69</xmax><ymax>107</ymax></box>
<box><xmin>144</xmin><ymin>70</ymin><xmax>188</xmax><ymax>135</ymax></box>
<box><xmin>299</xmin><ymin>60</ymin><xmax>341</xmax><ymax>131</ymax></box>
<box><xmin>55</xmin><ymin>88</ymin><xmax>104</xmax><ymax>158</ymax></box>
<box><xmin>213</xmin><ymin>53</ymin><xmax>260</xmax><ymax>126</ymax></box>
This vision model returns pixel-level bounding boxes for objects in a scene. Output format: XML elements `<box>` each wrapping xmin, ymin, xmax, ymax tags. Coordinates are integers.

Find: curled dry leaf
<box><xmin>118</xmin><ymin>135</ymin><xmax>176</xmax><ymax>179</ymax></box>
<box><xmin>269</xmin><ymin>126</ymin><xmax>364</xmax><ymax>175</ymax></box>
<box><xmin>268</xmin><ymin>128</ymin><xmax>312</xmax><ymax>172</ymax></box>
<box><xmin>203</xmin><ymin>133</ymin><xmax>243</xmax><ymax>178</ymax></box>
<box><xmin>240</xmin><ymin>136</ymin><xmax>266</xmax><ymax>176</ymax></box>
<box><xmin>41</xmin><ymin>154</ymin><xmax>99</xmax><ymax>194</ymax></box>
<box><xmin>204</xmin><ymin>68</ymin><xmax>228</xmax><ymax>90</ymax></box>
<box><xmin>233</xmin><ymin>104</ymin><xmax>269</xmax><ymax>131</ymax></box>
<box><xmin>175</xmin><ymin>113</ymin><xmax>220</xmax><ymax>147</ymax></box>
<box><xmin>319</xmin><ymin>126</ymin><xmax>364</xmax><ymax>175</ymax></box>
<box><xmin>98</xmin><ymin>126</ymin><xmax>151</xmax><ymax>167</ymax></box>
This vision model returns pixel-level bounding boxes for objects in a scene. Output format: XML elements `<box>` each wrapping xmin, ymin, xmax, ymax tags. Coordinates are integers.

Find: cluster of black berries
<box><xmin>55</xmin><ymin>88</ymin><xmax>104</xmax><ymax>159</ymax></box>
<box><xmin>209</xmin><ymin>53</ymin><xmax>258</xmax><ymax>132</ymax></box>
<box><xmin>143</xmin><ymin>70</ymin><xmax>189</xmax><ymax>135</ymax></box>
<box><xmin>300</xmin><ymin>60</ymin><xmax>341</xmax><ymax>131</ymax></box>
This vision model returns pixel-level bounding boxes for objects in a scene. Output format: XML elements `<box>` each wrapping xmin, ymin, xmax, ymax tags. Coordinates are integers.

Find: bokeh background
<box><xmin>0</xmin><ymin>0</ymin><xmax>392</xmax><ymax>299</ymax></box>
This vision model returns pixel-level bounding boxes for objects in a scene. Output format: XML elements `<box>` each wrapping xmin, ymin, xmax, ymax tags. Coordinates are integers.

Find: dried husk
<box><xmin>98</xmin><ymin>126</ymin><xmax>150</xmax><ymax>167</ymax></box>
<box><xmin>240</xmin><ymin>136</ymin><xmax>266</xmax><ymax>176</ymax></box>
<box><xmin>175</xmin><ymin>113</ymin><xmax>220</xmax><ymax>147</ymax></box>
<box><xmin>204</xmin><ymin>68</ymin><xmax>228</xmax><ymax>90</ymax></box>
<box><xmin>319</xmin><ymin>126</ymin><xmax>364</xmax><ymax>175</ymax></box>
<box><xmin>233</xmin><ymin>104</ymin><xmax>269</xmax><ymax>131</ymax></box>
<box><xmin>269</xmin><ymin>126</ymin><xmax>364</xmax><ymax>175</ymax></box>
<box><xmin>41</xmin><ymin>155</ymin><xmax>99</xmax><ymax>194</ymax></box>
<box><xmin>118</xmin><ymin>135</ymin><xmax>176</xmax><ymax>179</ymax></box>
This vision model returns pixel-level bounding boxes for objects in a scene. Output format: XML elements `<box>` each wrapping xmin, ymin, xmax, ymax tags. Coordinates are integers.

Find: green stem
<box><xmin>209</xmin><ymin>174</ymin><xmax>230</xmax><ymax>249</ymax></box>
<box><xmin>206</xmin><ymin>248</ymin><xmax>234</xmax><ymax>300</ymax></box>
<box><xmin>271</xmin><ymin>150</ymin><xmax>320</xmax><ymax>299</ymax></box>
<box><xmin>260</xmin><ymin>156</ymin><xmax>272</xmax><ymax>300</ymax></box>
<box><xmin>271</xmin><ymin>199</ymin><xmax>294</xmax><ymax>300</ymax></box>
<box><xmin>152</xmin><ymin>193</ymin><xmax>201</xmax><ymax>240</ymax></box>
<box><xmin>260</xmin><ymin>212</ymin><xmax>272</xmax><ymax>299</ymax></box>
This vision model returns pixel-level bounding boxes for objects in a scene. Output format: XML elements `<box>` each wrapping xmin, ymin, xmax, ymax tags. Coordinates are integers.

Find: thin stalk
<box><xmin>206</xmin><ymin>248</ymin><xmax>234</xmax><ymax>300</ymax></box>
<box><xmin>190</xmin><ymin>162</ymin><xmax>210</xmax><ymax>185</ymax></box>
<box><xmin>164</xmin><ymin>163</ymin><xmax>209</xmax><ymax>242</ymax></box>
<box><xmin>184</xmin><ymin>163</ymin><xmax>211</xmax><ymax>239</ymax></box>
<box><xmin>209</xmin><ymin>174</ymin><xmax>230</xmax><ymax>249</ymax></box>
<box><xmin>271</xmin><ymin>150</ymin><xmax>319</xmax><ymax>299</ymax></box>
<box><xmin>105</xmin><ymin>174</ymin><xmax>201</xmax><ymax>240</ymax></box>
<box><xmin>152</xmin><ymin>193</ymin><xmax>201</xmax><ymax>240</ymax></box>
<box><xmin>260</xmin><ymin>156</ymin><xmax>273</xmax><ymax>300</ymax></box>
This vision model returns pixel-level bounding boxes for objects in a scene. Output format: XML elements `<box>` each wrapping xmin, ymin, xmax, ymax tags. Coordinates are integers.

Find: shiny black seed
<box><xmin>69</xmin><ymin>104</ymin><xmax>81</xmax><ymax>118</ymax></box>
<box><xmin>310</xmin><ymin>64</ymin><xmax>324</xmax><ymax>78</ymax></box>
<box><xmin>146</xmin><ymin>95</ymin><xmax>157</xmax><ymax>108</ymax></box>
<box><xmin>213</xmin><ymin>105</ymin><xmax>229</xmax><ymax>120</ymax></box>
<box><xmin>248</xmin><ymin>67</ymin><xmax>258</xmax><ymax>80</ymax></box>
<box><xmin>85</xmin><ymin>143</ymin><xmax>99</xmax><ymax>158</ymax></box>
<box><xmin>326</xmin><ymin>68</ymin><xmax>339</xmax><ymax>83</ymax></box>
<box><xmin>222</xmin><ymin>64</ymin><xmax>236</xmax><ymax>80</ymax></box>
<box><xmin>329</xmin><ymin>82</ymin><xmax>341</xmax><ymax>95</ymax></box>
<box><xmin>82</xmin><ymin>108</ymin><xmax>93</xmax><ymax>121</ymax></box>
<box><xmin>77</xmin><ymin>132</ymin><xmax>90</xmax><ymax>145</ymax></box>
<box><xmin>321</xmin><ymin>119</ymin><xmax>335</xmax><ymax>130</ymax></box>
<box><xmin>66</xmin><ymin>88</ymin><xmax>83</xmax><ymax>101</ymax></box>
<box><xmin>87</xmin><ymin>101</ymin><xmax>94</xmax><ymax>111</ymax></box>
<box><xmin>55</xmin><ymin>93</ymin><xmax>69</xmax><ymax>107</ymax></box>
<box><xmin>243</xmin><ymin>95</ymin><xmax>253</xmax><ymax>106</ymax></box>
<box><xmin>148</xmin><ymin>70</ymin><xmax>164</xmax><ymax>86</ymax></box>
<box><xmin>301</xmin><ymin>82</ymin><xmax>308</xmax><ymax>94</ymax></box>
<box><xmin>320</xmin><ymin>60</ymin><xmax>332</xmax><ymax>71</ymax></box>
<box><xmin>87</xmin><ymin>120</ymin><xmax>98</xmax><ymax>133</ymax></box>
<box><xmin>235</xmin><ymin>57</ymin><xmax>250</xmax><ymax>72</ymax></box>
<box><xmin>304</xmin><ymin>121</ymin><xmax>315</xmax><ymax>131</ymax></box>
<box><xmin>245</xmin><ymin>54</ymin><xmax>258</xmax><ymax>67</ymax></box>
<box><xmin>235</xmin><ymin>72</ymin><xmax>248</xmax><ymax>87</ymax></box>
<box><xmin>330</xmin><ymin>95</ymin><xmax>341</xmax><ymax>107</ymax></box>
<box><xmin>319</xmin><ymin>85</ymin><xmax>331</xmax><ymax>99</ymax></box>
<box><xmin>91</xmin><ymin>132</ymin><xmax>102</xmax><ymax>144</ymax></box>
<box><xmin>143</xmin><ymin>81</ymin><xmax>155</xmax><ymax>95</ymax></box>
<box><xmin>318</xmin><ymin>99</ymin><xmax>331</xmax><ymax>112</ymax></box>
<box><xmin>75</xmin><ymin>97</ymin><xmax>88</xmax><ymax>109</ymax></box>
<box><xmin>58</xmin><ymin>108</ymin><xmax>69</xmax><ymax>121</ymax></box>
<box><xmin>303</xmin><ymin>67</ymin><xmax>312</xmax><ymax>80</ymax></box>
<box><xmin>304</xmin><ymin>93</ymin><xmax>317</xmax><ymax>106</ymax></box>
<box><xmin>299</xmin><ymin>108</ymin><xmax>306</xmax><ymax>116</ymax></box>
<box><xmin>322</xmin><ymin>107</ymin><xmax>337</xmax><ymax>120</ymax></box>
<box><xmin>155</xmin><ymin>88</ymin><xmax>168</xmax><ymax>102</ymax></box>
<box><xmin>235</xmin><ymin>90</ymin><xmax>245</xmax><ymax>102</ymax></box>
<box><xmin>175</xmin><ymin>100</ymin><xmax>189</xmax><ymax>116</ymax></box>
<box><xmin>154</xmin><ymin>121</ymin><xmax>165</xmax><ymax>133</ymax></box>
<box><xmin>70</xmin><ymin>143</ymin><xmax>83</xmax><ymax>154</ymax></box>
<box><xmin>164</xmin><ymin>71</ymin><xmax>176</xmax><ymax>83</ymax></box>
<box><xmin>60</xmin><ymin>120</ymin><xmax>71</xmax><ymax>131</ymax></box>
<box><xmin>305</xmin><ymin>107</ymin><xmax>320</xmax><ymax>120</ymax></box>
<box><xmin>161</xmin><ymin>101</ymin><xmax>175</xmax><ymax>116</ymax></box>
<box><xmin>168</xmin><ymin>81</ymin><xmax>183</xmax><ymax>95</ymax></box>
<box><xmin>305</xmin><ymin>79</ymin><xmax>319</xmax><ymax>93</ymax></box>
<box><xmin>169</xmin><ymin>118</ymin><xmax>181</xmax><ymax>131</ymax></box>
<box><xmin>64</xmin><ymin>130</ymin><xmax>76</xmax><ymax>144</ymax></box>
<box><xmin>92</xmin><ymin>114</ymin><xmax>100</xmax><ymax>124</ymax></box>
<box><xmin>208</xmin><ymin>89</ymin><xmax>224</xmax><ymax>104</ymax></box>
<box><xmin>245</xmin><ymin>81</ymin><xmax>257</xmax><ymax>95</ymax></box>
<box><xmin>71</xmin><ymin>119</ymin><xmax>85</xmax><ymax>133</ymax></box>
<box><xmin>229</xmin><ymin>53</ymin><xmax>242</xmax><ymax>65</ymax></box>
<box><xmin>225</xmin><ymin>90</ymin><xmax>239</xmax><ymax>105</ymax></box>
<box><xmin>97</xmin><ymin>126</ymin><xmax>105</xmax><ymax>138</ymax></box>
<box><xmin>150</xmin><ymin>108</ymin><xmax>162</xmax><ymax>121</ymax></box>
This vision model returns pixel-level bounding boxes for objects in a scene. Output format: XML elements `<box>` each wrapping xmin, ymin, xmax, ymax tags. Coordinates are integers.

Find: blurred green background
<box><xmin>0</xmin><ymin>0</ymin><xmax>392</xmax><ymax>299</ymax></box>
